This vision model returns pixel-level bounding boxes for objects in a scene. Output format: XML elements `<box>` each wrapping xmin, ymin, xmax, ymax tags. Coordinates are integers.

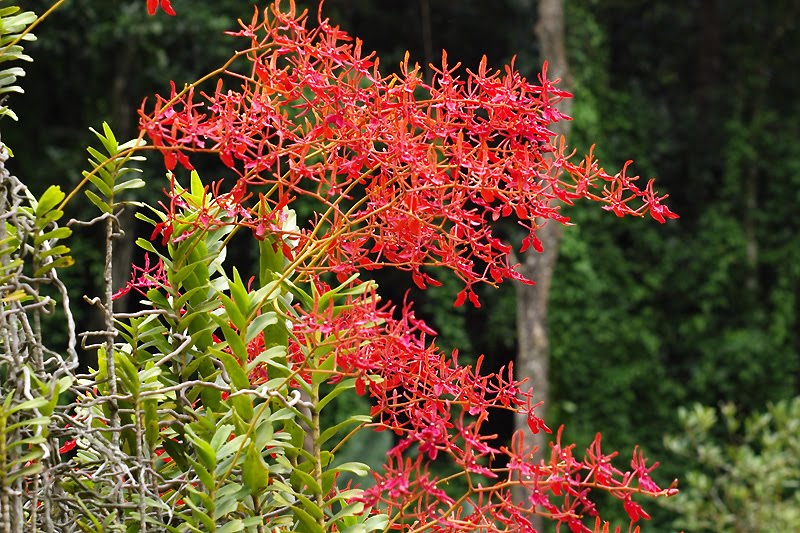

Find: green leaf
<box><xmin>363</xmin><ymin>515</ymin><xmax>390</xmax><ymax>532</ymax></box>
<box><xmin>340</xmin><ymin>525</ymin><xmax>366</xmax><ymax>533</ymax></box>
<box><xmin>186</xmin><ymin>456</ymin><xmax>215</xmax><ymax>491</ymax></box>
<box><xmin>143</xmin><ymin>398</ymin><xmax>160</xmax><ymax>448</ymax></box>
<box><xmin>5</xmin><ymin>416</ymin><xmax>51</xmax><ymax>433</ymax></box>
<box><xmin>290</xmin><ymin>464</ymin><xmax>322</xmax><ymax>495</ymax></box>
<box><xmin>217</xmin><ymin>520</ymin><xmax>244</xmax><ymax>533</ymax></box>
<box><xmin>0</xmin><ymin>67</ymin><xmax>25</xmax><ymax>82</ymax></box>
<box><xmin>242</xmin><ymin>516</ymin><xmax>267</xmax><ymax>529</ymax></box>
<box><xmin>331</xmin><ymin>502</ymin><xmax>365</xmax><ymax>523</ymax></box>
<box><xmin>245</xmin><ymin>312</ymin><xmax>278</xmax><ymax>344</ymax></box>
<box><xmin>115</xmin><ymin>352</ymin><xmax>140</xmax><ymax>395</ymax></box>
<box><xmin>317</xmin><ymin>378</ymin><xmax>356</xmax><ymax>412</ymax></box>
<box><xmin>35</xmin><ymin>185</ymin><xmax>64</xmax><ymax>217</ymax></box>
<box><xmin>213</xmin><ymin>355</ymin><xmax>251</xmax><ymax>395</ymax></box>
<box><xmin>247</xmin><ymin>345</ymin><xmax>286</xmax><ymax>373</ymax></box>
<box><xmin>216</xmin><ymin>434</ymin><xmax>248</xmax><ymax>461</ymax></box>
<box><xmin>86</xmin><ymin>167</ymin><xmax>114</xmax><ymax>197</ymax></box>
<box><xmin>321</xmin><ymin>468</ymin><xmax>337</xmax><ymax>497</ymax></box>
<box><xmin>35</xmin><ymin>208</ymin><xmax>65</xmax><ymax>226</ymax></box>
<box><xmin>101</xmin><ymin>122</ymin><xmax>118</xmax><ymax>146</ymax></box>
<box><xmin>189</xmin><ymin>170</ymin><xmax>205</xmax><ymax>201</ymax></box>
<box><xmin>146</xmin><ymin>287</ymin><xmax>171</xmax><ymax>310</ymax></box>
<box><xmin>214</xmin><ymin>483</ymin><xmax>249</xmax><ymax>519</ymax></box>
<box><xmin>258</xmin><ymin>237</ymin><xmax>284</xmax><ymax>288</ymax></box>
<box><xmin>262</xmin><ymin>316</ymin><xmax>289</xmax><ymax>355</ymax></box>
<box><xmin>8</xmin><ymin>396</ymin><xmax>48</xmax><ymax>415</ymax></box>
<box><xmin>8</xmin><ymin>448</ymin><xmax>44</xmax><ymax>470</ymax></box>
<box><xmin>33</xmin><ymin>226</ymin><xmax>71</xmax><ymax>246</ymax></box>
<box><xmin>242</xmin><ymin>443</ymin><xmax>270</xmax><ymax>494</ymax></box>
<box><xmin>323</xmin><ymin>488</ymin><xmax>363</xmax><ymax>507</ymax></box>
<box><xmin>6</xmin><ymin>462</ymin><xmax>43</xmax><ymax>484</ymax></box>
<box><xmin>250</xmin><ymin>280</ymin><xmax>281</xmax><ymax>309</ymax></box>
<box><xmin>171</xmin><ymin>261</ymin><xmax>200</xmax><ymax>288</ymax></box>
<box><xmin>268</xmin><ymin>407</ymin><xmax>297</xmax><ymax>422</ymax></box>
<box><xmin>186</xmin><ymin>426</ymin><xmax>217</xmax><ymax>470</ymax></box>
<box><xmin>229</xmin><ymin>395</ymin><xmax>253</xmax><ymax>420</ymax></box>
<box><xmin>284</xmin><ymin>419</ymin><xmax>313</xmax><ymax>460</ymax></box>
<box><xmin>319</xmin><ymin>416</ymin><xmax>371</xmax><ymax>447</ymax></box>
<box><xmin>282</xmin><ymin>278</ymin><xmax>314</xmax><ymax>308</ymax></box>
<box><xmin>218</xmin><ymin>293</ymin><xmax>247</xmax><ymax>332</ymax></box>
<box><xmin>162</xmin><ymin>438</ymin><xmax>190</xmax><ymax>471</ymax></box>
<box><xmin>86</xmin><ymin>156</ymin><xmax>112</xmax><ymax>179</ymax></box>
<box><xmin>331</xmin><ymin>462</ymin><xmax>370</xmax><ymax>477</ymax></box>
<box><xmin>181</xmin><ymin>491</ymin><xmax>216</xmax><ymax>530</ymax></box>
<box><xmin>37</xmin><ymin>244</ymin><xmax>70</xmax><ymax>259</ymax></box>
<box><xmin>290</xmin><ymin>503</ymin><xmax>325</xmax><ymax>533</ymax></box>
<box><xmin>7</xmin><ymin>435</ymin><xmax>47</xmax><ymax>449</ymax></box>
<box><xmin>210</xmin><ymin>424</ymin><xmax>235</xmax><ymax>451</ymax></box>
<box><xmin>173</xmin><ymin>286</ymin><xmax>209</xmax><ymax>313</ymax></box>
<box><xmin>214</xmin><ymin>350</ymin><xmax>251</xmax><ymax>393</ymax></box>
<box><xmin>89</xmin><ymin>122</ymin><xmax>118</xmax><ymax>155</ymax></box>
<box><xmin>253</xmin><ymin>416</ymin><xmax>275</xmax><ymax>450</ymax></box>
<box><xmin>313</xmin><ymin>353</ymin><xmax>337</xmax><ymax>388</ymax></box>
<box><xmin>229</xmin><ymin>268</ymin><xmax>251</xmax><ymax>317</ymax></box>
<box><xmin>212</xmin><ymin>319</ymin><xmax>248</xmax><ymax>362</ymax></box>
<box><xmin>136</xmin><ymin>237</ymin><xmax>158</xmax><ymax>254</ymax></box>
<box><xmin>33</xmin><ymin>255</ymin><xmax>74</xmax><ymax>277</ymax></box>
<box><xmin>84</xmin><ymin>189</ymin><xmax>111</xmax><ymax>213</ymax></box>
<box><xmin>113</xmin><ymin>177</ymin><xmax>145</xmax><ymax>194</ymax></box>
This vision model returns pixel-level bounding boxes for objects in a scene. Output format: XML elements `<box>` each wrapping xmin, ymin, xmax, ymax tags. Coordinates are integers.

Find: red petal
<box><xmin>255</xmin><ymin>62</ymin><xmax>269</xmax><ymax>82</ymax></box>
<box><xmin>59</xmin><ymin>439</ymin><xmax>77</xmax><ymax>455</ymax></box>
<box><xmin>176</xmin><ymin>151</ymin><xmax>194</xmax><ymax>170</ymax></box>
<box><xmin>454</xmin><ymin>289</ymin><xmax>467</xmax><ymax>307</ymax></box>
<box><xmin>468</xmin><ymin>290</ymin><xmax>481</xmax><ymax>308</ymax></box>
<box><xmin>163</xmin><ymin>150</ymin><xmax>177</xmax><ymax>171</ymax></box>
<box><xmin>355</xmin><ymin>377</ymin><xmax>366</xmax><ymax>396</ymax></box>
<box><xmin>527</xmin><ymin>414</ymin><xmax>540</xmax><ymax>434</ymax></box>
<box><xmin>254</xmin><ymin>222</ymin><xmax>267</xmax><ymax>240</ymax></box>
<box><xmin>220</xmin><ymin>151</ymin><xmax>234</xmax><ymax>169</ymax></box>
<box><xmin>146</xmin><ymin>0</ymin><xmax>157</xmax><ymax>15</ymax></box>
<box><xmin>531</xmin><ymin>234</ymin><xmax>544</xmax><ymax>253</ymax></box>
<box><xmin>426</xmin><ymin>276</ymin><xmax>442</xmax><ymax>287</ymax></box>
<box><xmin>161</xmin><ymin>0</ymin><xmax>176</xmax><ymax>16</ymax></box>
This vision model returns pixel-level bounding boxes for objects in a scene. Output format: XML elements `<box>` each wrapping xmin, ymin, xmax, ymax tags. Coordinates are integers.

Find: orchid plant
<box><xmin>0</xmin><ymin>1</ymin><xmax>678</xmax><ymax>532</ymax></box>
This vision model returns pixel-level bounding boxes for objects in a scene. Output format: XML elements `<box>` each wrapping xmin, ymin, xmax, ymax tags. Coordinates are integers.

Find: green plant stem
<box><xmin>0</xmin><ymin>409</ymin><xmax>9</xmax><ymax>533</ymax></box>
<box><xmin>310</xmin><ymin>380</ymin><xmax>324</xmax><ymax>529</ymax></box>
<box><xmin>103</xmin><ymin>206</ymin><xmax>123</xmax><ymax>522</ymax></box>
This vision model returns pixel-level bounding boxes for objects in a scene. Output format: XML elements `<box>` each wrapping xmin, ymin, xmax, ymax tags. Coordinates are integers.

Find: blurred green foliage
<box><xmin>663</xmin><ymin>398</ymin><xmax>800</xmax><ymax>531</ymax></box>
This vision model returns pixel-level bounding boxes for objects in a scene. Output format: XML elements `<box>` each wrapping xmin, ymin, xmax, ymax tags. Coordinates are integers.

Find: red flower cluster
<box><xmin>112</xmin><ymin>253</ymin><xmax>168</xmax><ymax>300</ymax></box>
<box><xmin>139</xmin><ymin>1</ymin><xmax>676</xmax><ymax>307</ymax></box>
<box><xmin>288</xmin><ymin>283</ymin><xmax>676</xmax><ymax>530</ymax></box>
<box><xmin>135</xmin><ymin>1</ymin><xmax>678</xmax><ymax>530</ymax></box>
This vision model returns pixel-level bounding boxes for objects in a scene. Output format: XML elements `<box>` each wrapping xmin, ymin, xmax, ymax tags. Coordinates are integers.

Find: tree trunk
<box><xmin>108</xmin><ymin>43</ymin><xmax>137</xmax><ymax>312</ymax></box>
<box><xmin>419</xmin><ymin>0</ymin><xmax>434</xmax><ymax>82</ymax></box>
<box><xmin>512</xmin><ymin>0</ymin><xmax>571</xmax><ymax>525</ymax></box>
